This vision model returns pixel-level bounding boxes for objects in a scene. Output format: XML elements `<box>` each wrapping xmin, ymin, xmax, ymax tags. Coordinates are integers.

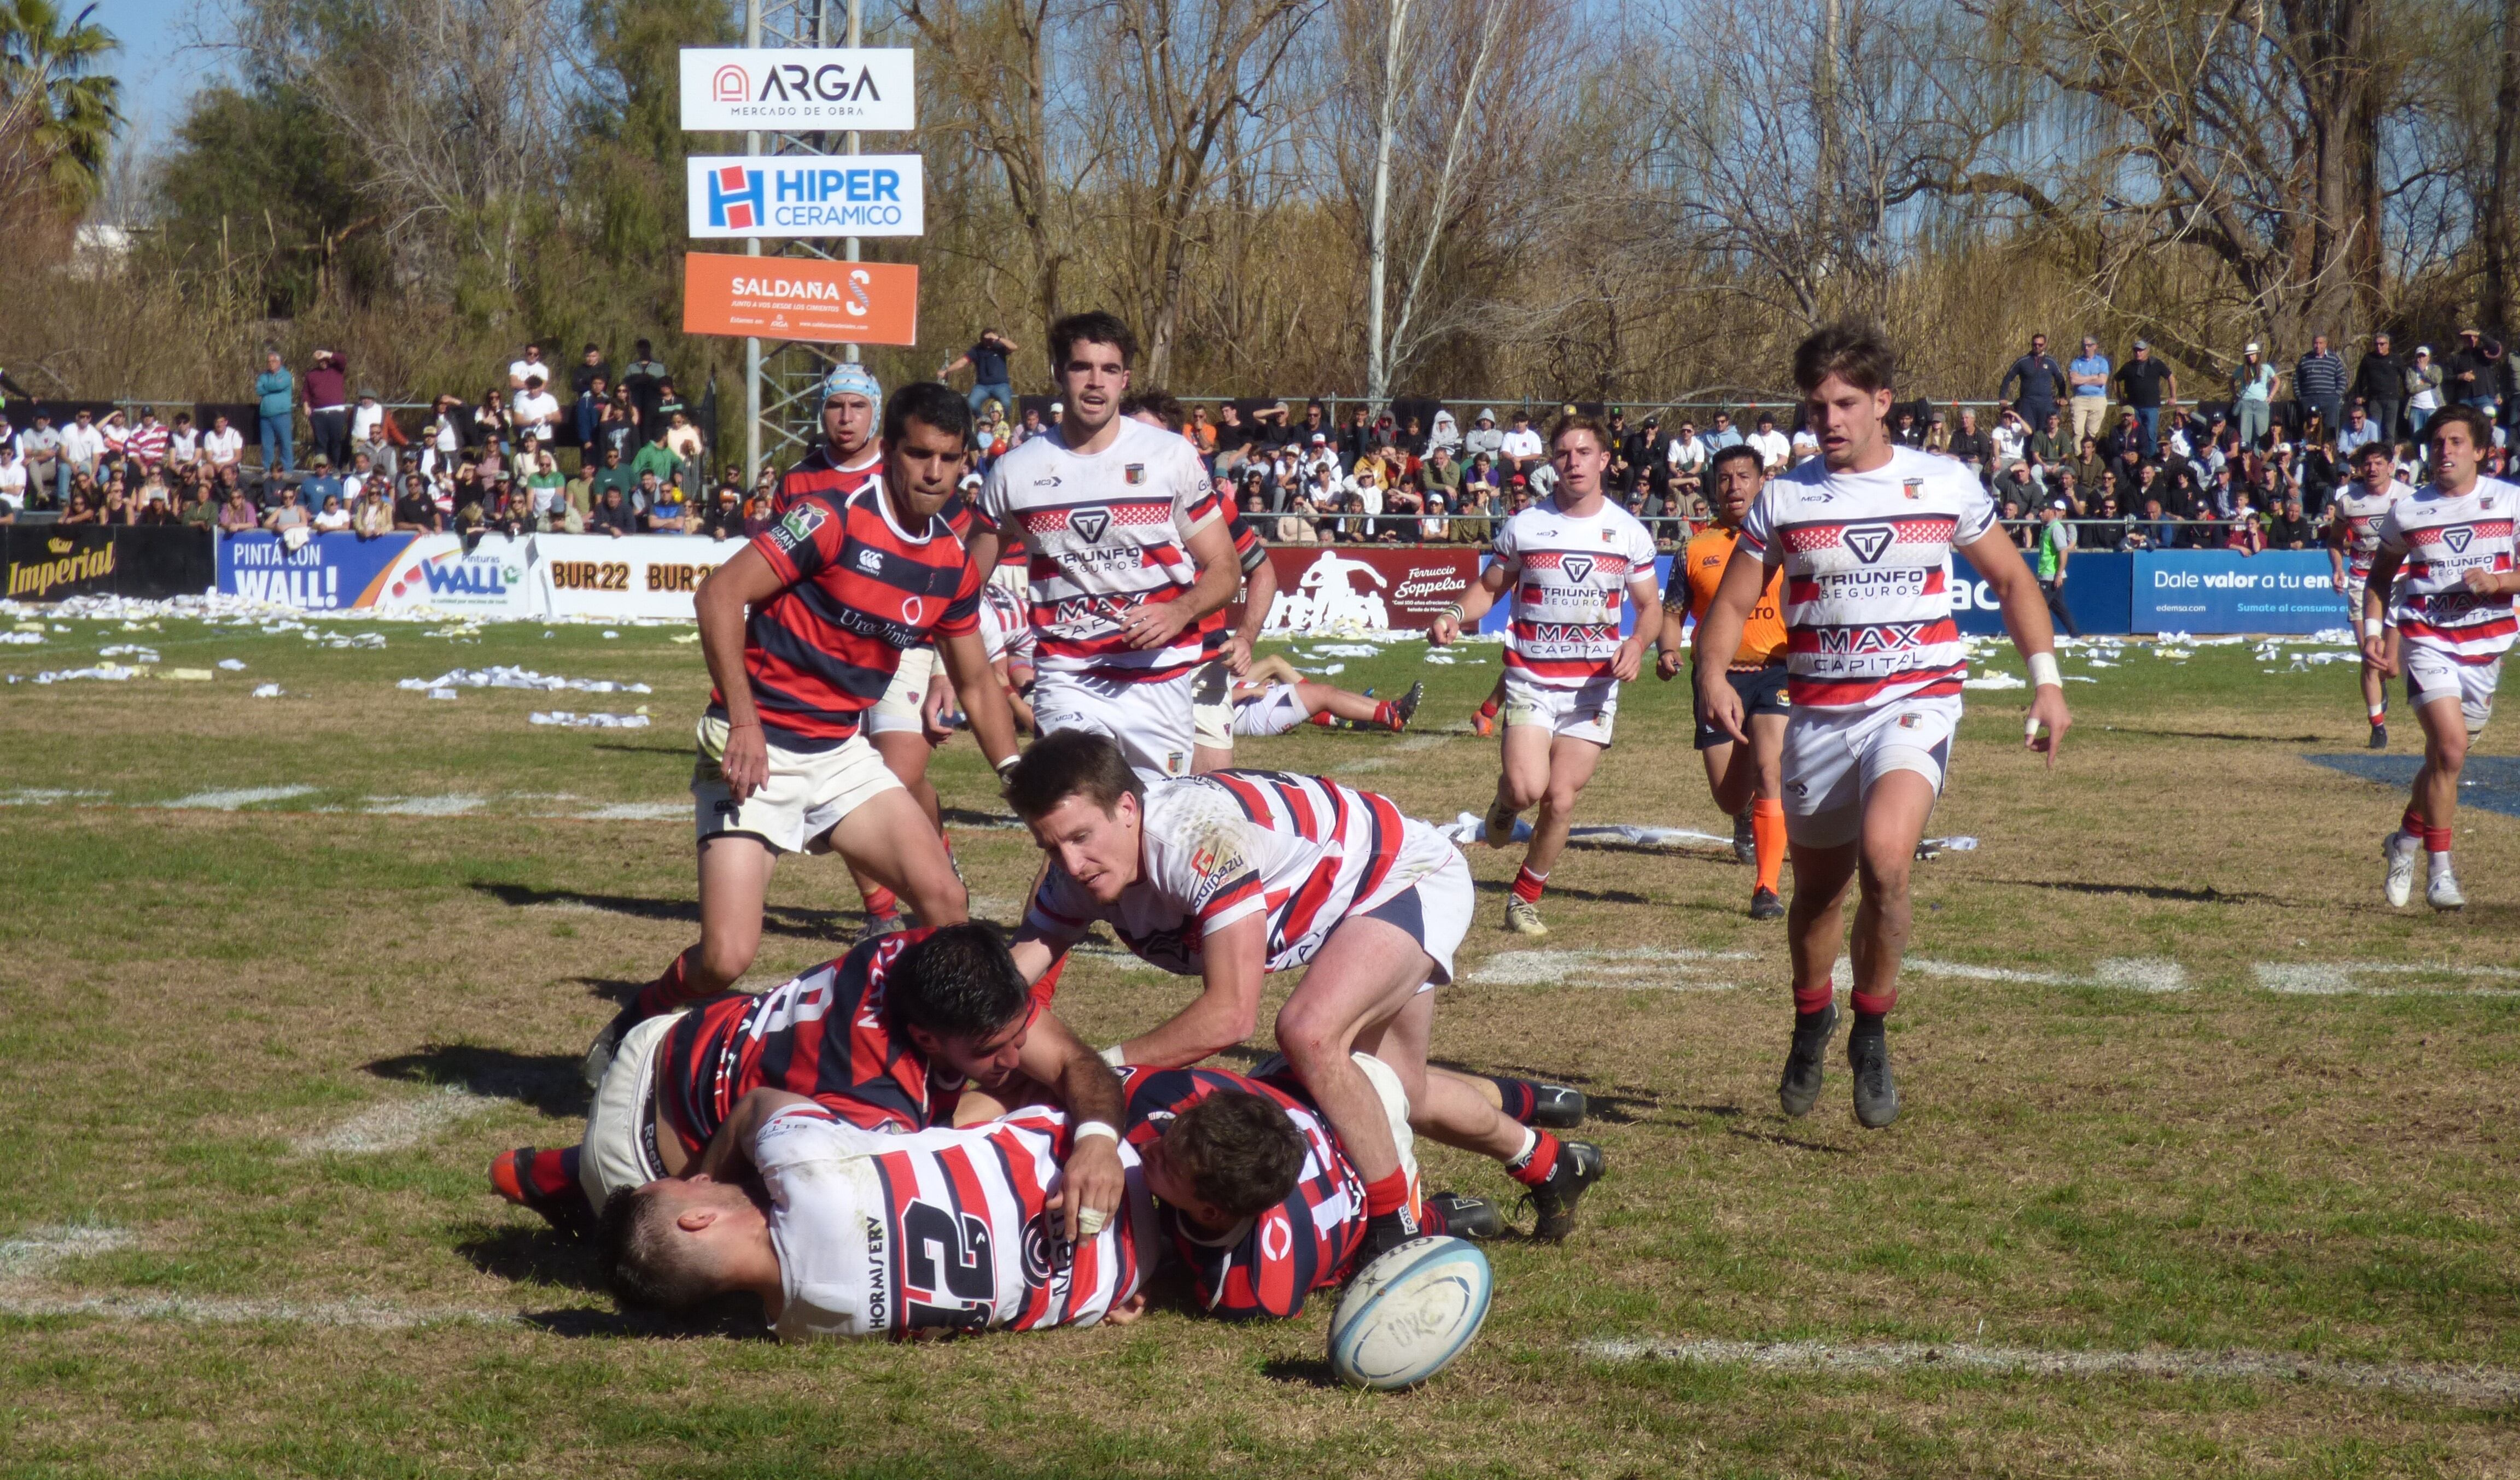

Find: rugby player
<box><xmin>2329</xmin><ymin>441</ymin><xmax>2414</xmax><ymax>749</ymax></box>
<box><xmin>1428</xmin><ymin>414</ymin><xmax>1661</xmax><ymax>938</ymax></box>
<box><xmin>2362</xmin><ymin>405</ymin><xmax>2517</xmax><ymax>911</ymax></box>
<box><xmin>1001</xmin><ymin>731</ymin><xmax>1605</xmax><ymax>1251</ymax></box>
<box><xmin>967</xmin><ymin>313</ymin><xmax>1241</xmax><ymax>785</ymax></box>
<box><xmin>503</xmin><ymin>925</ymin><xmax>1127</xmax><ymax>1245</ymax></box>
<box><xmin>582</xmin><ymin>384</ymin><xmax>1020</xmax><ymax>1083</ymax></box>
<box><xmin>1115</xmin><ymin>389</ymin><xmax>1280</xmax><ymax>773</ymax></box>
<box><xmin>974</xmin><ymin>578</ymin><xmax>1038</xmax><ymax>732</ymax></box>
<box><xmin>1693</xmin><ymin>322</ymin><xmax>2069</xmax><ymax>1130</ymax></box>
<box><xmin>1656</xmin><ymin>442</ymin><xmax>1791</xmax><ymax>919</ymax></box>
<box><xmin>1229</xmin><ymin>653</ymin><xmax>1422</xmax><ymax>737</ymax></box>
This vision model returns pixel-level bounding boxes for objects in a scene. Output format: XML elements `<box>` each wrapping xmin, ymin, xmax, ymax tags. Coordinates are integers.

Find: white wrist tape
<box><xmin>1097</xmin><ymin>1044</ymin><xmax>1128</xmax><ymax>1069</ymax></box>
<box><xmin>995</xmin><ymin>753</ymin><xmax>1022</xmax><ymax>776</ymax></box>
<box><xmin>2027</xmin><ymin>651</ymin><xmax>2062</xmax><ymax>689</ymax></box>
<box><xmin>1073</xmin><ymin>1120</ymin><xmax>1119</xmax><ymax>1144</ymax></box>
<box><xmin>2363</xmin><ymin>617</ymin><xmax>2385</xmax><ymax>639</ymax></box>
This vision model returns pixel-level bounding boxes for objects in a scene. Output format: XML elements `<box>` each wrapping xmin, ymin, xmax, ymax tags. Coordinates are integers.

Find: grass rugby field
<box><xmin>3</xmin><ymin>606</ymin><xmax>2518</xmax><ymax>1477</ymax></box>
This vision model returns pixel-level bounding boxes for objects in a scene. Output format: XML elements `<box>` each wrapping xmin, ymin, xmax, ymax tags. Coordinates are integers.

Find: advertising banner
<box><xmin>1251</xmin><ymin>547</ymin><xmax>1482</xmax><ymax>635</ymax></box>
<box><xmin>1947</xmin><ymin>552</ymin><xmax>2135</xmax><ymax>636</ymax></box>
<box><xmin>686</xmin><ymin>155</ymin><xmax>924</xmax><ymax>239</ymax></box>
<box><xmin>2132</xmin><ymin>549</ymin><xmax>2346</xmax><ymax>634</ymax></box>
<box><xmin>538</xmin><ymin>533</ymin><xmax>744</xmax><ymax>620</ymax></box>
<box><xmin>682</xmin><ymin>254</ymin><xmax>919</xmax><ymax>344</ymax></box>
<box><xmin>678</xmin><ymin>48</ymin><xmax>915</xmax><ymax>133</ymax></box>
<box><xmin>220</xmin><ymin>530</ymin><xmax>416</xmax><ymax>610</ymax></box>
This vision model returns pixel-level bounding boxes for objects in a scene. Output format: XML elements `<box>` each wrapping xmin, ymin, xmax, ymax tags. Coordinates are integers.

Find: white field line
<box><xmin>1576</xmin><ymin>1336</ymin><xmax>2520</xmax><ymax>1406</ymax></box>
<box><xmin>154</xmin><ymin>785</ymin><xmax>319</xmax><ymax>811</ymax></box>
<box><xmin>0</xmin><ymin>1225</ymin><xmax>136</xmax><ymax>1279</ymax></box>
<box><xmin>2254</xmin><ymin>962</ymin><xmax>2520</xmax><ymax>997</ymax></box>
<box><xmin>1468</xmin><ymin>947</ymin><xmax>1759</xmax><ymax>991</ymax></box>
<box><xmin>1839</xmin><ymin>956</ymin><xmax>2190</xmax><ymax>993</ymax></box>
<box><xmin>361</xmin><ymin>794</ymin><xmax>489</xmax><ymax>817</ymax></box>
<box><xmin>0</xmin><ymin>1291</ymin><xmax>515</xmax><ymax>1329</ymax></box>
<box><xmin>294</xmin><ymin>1087</ymin><xmax>505</xmax><ymax>1156</ymax></box>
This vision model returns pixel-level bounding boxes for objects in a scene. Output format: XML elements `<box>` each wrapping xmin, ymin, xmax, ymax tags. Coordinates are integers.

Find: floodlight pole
<box><xmin>743</xmin><ymin>0</ymin><xmax>764</xmax><ymax>482</ymax></box>
<box><xmin>843</xmin><ymin>0</ymin><xmax>862</xmax><ymax>367</ymax></box>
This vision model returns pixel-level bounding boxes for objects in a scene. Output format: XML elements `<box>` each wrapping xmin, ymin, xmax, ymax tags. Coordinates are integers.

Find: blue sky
<box><xmin>97</xmin><ymin>0</ymin><xmax>214</xmax><ymax>159</ymax></box>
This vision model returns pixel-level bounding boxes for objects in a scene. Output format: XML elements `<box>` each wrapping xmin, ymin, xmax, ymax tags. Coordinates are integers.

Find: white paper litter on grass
<box><xmin>1424</xmin><ymin>653</ymin><xmax>1457</xmax><ymax>664</ymax></box>
<box><xmin>428</xmin><ymin>688</ymin><xmax>458</xmax><ymax>700</ymax></box>
<box><xmin>1302</xmin><ymin>644</ymin><xmax>1381</xmax><ymax>658</ymax></box>
<box><xmin>1316</xmin><ymin>664</ymin><xmax>1345</xmax><ymax>676</ymax></box>
<box><xmin>399</xmin><ymin>666</ymin><xmax>652</xmax><ymax>695</ymax></box>
<box><xmin>98</xmin><ymin>644</ymin><xmax>159</xmax><ymax>662</ymax></box>
<box><xmin>529</xmin><ymin>710</ymin><xmax>650</xmax><ymax>728</ymax></box>
<box><xmin>1434</xmin><ymin>812</ymin><xmax>1734</xmax><ymax>851</ymax></box>
<box><xmin>0</xmin><ymin>631</ymin><xmax>40</xmax><ymax>645</ymax></box>
<box><xmin>1962</xmin><ymin>671</ymin><xmax>2027</xmax><ymax>690</ymax></box>
<box><xmin>217</xmin><ymin>658</ymin><xmax>247</xmax><ymax>671</ymax></box>
<box><xmin>29</xmin><ymin>663</ymin><xmax>146</xmax><ymax>685</ymax></box>
<box><xmin>252</xmin><ymin>683</ymin><xmax>283</xmax><ymax>698</ymax></box>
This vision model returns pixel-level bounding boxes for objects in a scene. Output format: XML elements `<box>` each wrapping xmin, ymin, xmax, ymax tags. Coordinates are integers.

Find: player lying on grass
<box><xmin>1001</xmin><ymin>730</ymin><xmax>1604</xmax><ymax>1253</ymax></box>
<box><xmin>1657</xmin><ymin>442</ymin><xmax>1792</xmax><ymax>920</ymax></box>
<box><xmin>581</xmin><ymin>385</ymin><xmax>1021</xmax><ymax>1086</ymax></box>
<box><xmin>497</xmin><ymin>925</ymin><xmax>1127</xmax><ymax>1248</ymax></box>
<box><xmin>1693</xmin><ymin>321</ymin><xmax>2069</xmax><ymax>1130</ymax></box>
<box><xmin>1228</xmin><ymin>653</ymin><xmax>1423</xmax><ymax>737</ymax></box>
<box><xmin>2361</xmin><ymin>405</ymin><xmax>2517</xmax><ymax>912</ymax></box>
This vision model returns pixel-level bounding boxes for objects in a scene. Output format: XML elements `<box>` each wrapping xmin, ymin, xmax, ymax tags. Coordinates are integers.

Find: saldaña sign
<box><xmin>679</xmin><ymin>48</ymin><xmax>914</xmax><ymax>133</ymax></box>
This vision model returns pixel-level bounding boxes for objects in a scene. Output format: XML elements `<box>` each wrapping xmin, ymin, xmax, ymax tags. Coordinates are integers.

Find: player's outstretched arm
<box><xmin>936</xmin><ymin>629</ymin><xmax>1019</xmax><ymax>773</ymax></box>
<box><xmin>1014</xmin><ymin>1007</ymin><xmax>1128</xmax><ymax>1243</ymax></box>
<box><xmin>694</xmin><ymin>546</ymin><xmax>795</xmax><ymax>803</ymax></box>
<box><xmin>1429</xmin><ymin>558</ymin><xmax>1511</xmax><ymax>646</ymax></box>
<box><xmin>693</xmin><ymin>1086</ymin><xmax>816</xmax><ymax>1182</ymax></box>
<box><xmin>1109</xmin><ymin>912</ymin><xmax>1269</xmax><ymax>1070</ymax></box>
<box><xmin>1957</xmin><ymin>529</ymin><xmax>2072</xmax><ymax>768</ymax></box>
<box><xmin>1691</xmin><ymin>545</ymin><xmax>1770</xmax><ymax>744</ymax></box>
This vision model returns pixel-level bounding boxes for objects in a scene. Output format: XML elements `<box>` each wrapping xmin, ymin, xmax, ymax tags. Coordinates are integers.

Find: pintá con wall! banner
<box><xmin>684</xmin><ymin>254</ymin><xmax>918</xmax><ymax>344</ymax></box>
<box><xmin>686</xmin><ymin>155</ymin><xmax>925</xmax><ymax>239</ymax></box>
<box><xmin>678</xmin><ymin>48</ymin><xmax>914</xmax><ymax>133</ymax></box>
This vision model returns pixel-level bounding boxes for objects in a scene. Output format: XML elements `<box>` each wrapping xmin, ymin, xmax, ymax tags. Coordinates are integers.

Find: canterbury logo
<box><xmin>1842</xmin><ymin>526</ymin><xmax>1895</xmax><ymax>564</ymax></box>
<box><xmin>1560</xmin><ymin>554</ymin><xmax>1595</xmax><ymax>583</ymax></box>
<box><xmin>1069</xmin><ymin>510</ymin><xmax>1110</xmax><ymax>543</ymax></box>
<box><xmin>2443</xmin><ymin>527</ymin><xmax>2474</xmax><ymax>554</ymax></box>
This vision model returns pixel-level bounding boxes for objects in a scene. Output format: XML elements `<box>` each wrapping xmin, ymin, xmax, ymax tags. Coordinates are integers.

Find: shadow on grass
<box><xmin>1979</xmin><ymin>877</ymin><xmax>2277</xmax><ymax>905</ymax></box>
<box><xmin>455</xmin><ymin>1224</ymin><xmax>609</xmax><ymax>1294</ymax></box>
<box><xmin>1469</xmin><ymin>878</ymin><xmax>1653</xmax><ymax>905</ymax></box>
<box><xmin>472</xmin><ymin>881</ymin><xmax>855</xmax><ymax>940</ymax></box>
<box><xmin>940</xmin><ymin>806</ymin><xmax>1026</xmax><ymax>832</ymax></box>
<box><xmin>2105</xmin><ymin>726</ymin><xmax>2330</xmax><ymax>744</ymax></box>
<box><xmin>521</xmin><ymin>1295</ymin><xmax>769</xmax><ymax>1340</ymax></box>
<box><xmin>1258</xmin><ymin>1356</ymin><xmax>1345</xmax><ymax>1388</ymax></box>
<box><xmin>585</xmin><ymin>742</ymin><xmax>692</xmax><ymax>757</ymax></box>
<box><xmin>1724</xmin><ymin>1124</ymin><xmax>1854</xmax><ymax>1155</ymax></box>
<box><xmin>367</xmin><ymin>1045</ymin><xmax>589</xmax><ymax>1117</ymax></box>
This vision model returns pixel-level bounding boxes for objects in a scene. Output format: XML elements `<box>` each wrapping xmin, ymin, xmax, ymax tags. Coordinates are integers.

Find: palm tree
<box><xmin>0</xmin><ymin>0</ymin><xmax>120</xmax><ymax>215</ymax></box>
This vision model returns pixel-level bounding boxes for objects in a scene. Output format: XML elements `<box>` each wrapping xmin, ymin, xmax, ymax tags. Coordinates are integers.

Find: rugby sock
<box><xmin>1308</xmin><ymin>709</ymin><xmax>1338</xmax><ymax>728</ymax></box>
<box><xmin>1849</xmin><ymin>987</ymin><xmax>1897</xmax><ymax>1019</ymax></box>
<box><xmin>1793</xmin><ymin>982</ymin><xmax>1836</xmax><ymax>1016</ymax></box>
<box><xmin>2425</xmin><ymin>824</ymin><xmax>2456</xmax><ymax>879</ymax></box>
<box><xmin>631</xmin><ymin>947</ymin><xmax>703</xmax><ymax>1019</ymax></box>
<box><xmin>2370</xmin><ymin>702</ymin><xmax>2388</xmax><ymax>723</ymax></box>
<box><xmin>2402</xmin><ymin>806</ymin><xmax>2426</xmax><ymax>840</ymax></box>
<box><xmin>1751</xmin><ymin>797</ymin><xmax>1786</xmax><ymax>893</ymax></box>
<box><xmin>1486</xmin><ymin>1076</ymin><xmax>1542</xmax><ymax>1124</ymax></box>
<box><xmin>1511</xmin><ymin>865</ymin><xmax>1549</xmax><ymax>904</ymax></box>
<box><xmin>861</xmin><ymin>884</ymin><xmax>901</xmax><ymax>920</ymax></box>
<box><xmin>1507</xmin><ymin>1127</ymin><xmax>1561</xmax><ymax>1188</ymax></box>
<box><xmin>1476</xmin><ymin>694</ymin><xmax>1500</xmax><ymax>722</ymax></box>
<box><xmin>1371</xmin><ymin>699</ymin><xmax>1401</xmax><ymax>730</ymax></box>
<box><xmin>1363</xmin><ymin>1167</ymin><xmax>1415</xmax><ymax>1219</ymax></box>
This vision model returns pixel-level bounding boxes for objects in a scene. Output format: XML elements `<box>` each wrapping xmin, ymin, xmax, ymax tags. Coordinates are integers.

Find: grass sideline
<box><xmin>3</xmin><ymin>611</ymin><xmax>2518</xmax><ymax>1477</ymax></box>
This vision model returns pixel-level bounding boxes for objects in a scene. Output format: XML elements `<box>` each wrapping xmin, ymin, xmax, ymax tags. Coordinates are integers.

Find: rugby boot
<box><xmin>1358</xmin><ymin>1207</ymin><xmax>1426</xmax><ymax>1265</ymax></box>
<box><xmin>1524</xmin><ymin>1140</ymin><xmax>1606</xmax><ymax>1241</ymax></box>
<box><xmin>2383</xmin><ymin>829</ymin><xmax>2419</xmax><ymax>909</ymax></box>
<box><xmin>1425</xmin><ymin>1191</ymin><xmax>1504</xmax><ymax>1239</ymax></box>
<box><xmin>1749</xmin><ymin>886</ymin><xmax>1785</xmax><ymax>920</ymax></box>
<box><xmin>2428</xmin><ymin>869</ymin><xmax>2467</xmax><ymax>911</ymax></box>
<box><xmin>490</xmin><ymin>1147</ymin><xmax>595</xmax><ymax>1241</ymax></box>
<box><xmin>1482</xmin><ymin>793</ymin><xmax>1520</xmax><ymax>847</ymax></box>
<box><xmin>2368</xmin><ymin>721</ymin><xmax>2388</xmax><ymax>750</ymax></box>
<box><xmin>1390</xmin><ymin>680</ymin><xmax>1425</xmax><ymax>732</ymax></box>
<box><xmin>581</xmin><ymin>1003</ymin><xmax>641</xmax><ymax>1090</ymax></box>
<box><xmin>1848</xmin><ymin>1023</ymin><xmax>1900</xmax><ymax>1130</ymax></box>
<box><xmin>1777</xmin><ymin>1001</ymin><xmax>1836</xmax><ymax>1118</ymax></box>
<box><xmin>855</xmin><ymin>910</ymin><xmax>910</xmax><ymax>945</ymax></box>
<box><xmin>1732</xmin><ymin>809</ymin><xmax>1757</xmax><ymax>864</ymax></box>
<box><xmin>1525</xmin><ymin>1082</ymin><xmax>1589</xmax><ymax>1129</ymax></box>
<box><xmin>1504</xmin><ymin>896</ymin><xmax>1549</xmax><ymax>938</ymax></box>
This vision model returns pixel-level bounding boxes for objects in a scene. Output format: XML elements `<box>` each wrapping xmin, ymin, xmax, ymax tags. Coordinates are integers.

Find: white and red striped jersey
<box><xmin>1023</xmin><ymin>770</ymin><xmax>1461</xmax><ymax>975</ymax></box>
<box><xmin>1488</xmin><ymin>501</ymin><xmax>1659</xmax><ymax>688</ymax></box>
<box><xmin>1739</xmin><ymin>444</ymin><xmax>1997</xmax><ymax>710</ymax></box>
<box><xmin>2332</xmin><ymin>479</ymin><xmax>2413</xmax><ymax>584</ymax></box>
<box><xmin>978</xmin><ymin>579</ymin><xmax>1035</xmax><ymax>668</ymax></box>
<box><xmin>2377</xmin><ymin>477</ymin><xmax>2518</xmax><ymax>660</ymax></box>
<box><xmin>978</xmin><ymin>418</ymin><xmax>1222</xmax><ymax>684</ymax></box>
<box><xmin>758</xmin><ymin>1103</ymin><xmax>1155</xmax><ymax>1342</ymax></box>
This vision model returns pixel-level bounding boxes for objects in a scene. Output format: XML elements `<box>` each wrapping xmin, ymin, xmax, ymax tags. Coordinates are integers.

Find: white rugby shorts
<box><xmin>2402</xmin><ymin>642</ymin><xmax>2500</xmax><ymax>735</ymax></box>
<box><xmin>1032</xmin><ymin>668</ymin><xmax>1195</xmax><ymax>783</ymax></box>
<box><xmin>863</xmin><ymin>645</ymin><xmax>937</xmax><ymax>738</ymax></box>
<box><xmin>1344</xmin><ymin>828</ymin><xmax>1474</xmax><ymax>988</ymax></box>
<box><xmin>579</xmin><ymin>1009</ymin><xmax>682</xmax><ymax>1206</ymax></box>
<box><xmin>1501</xmin><ymin>671</ymin><xmax>1618</xmax><ymax>746</ymax></box>
<box><xmin>1229</xmin><ymin>683</ymin><xmax>1310</xmax><ymax>739</ymax></box>
<box><xmin>691</xmin><ymin>713</ymin><xmax>905</xmax><ymax>854</ymax></box>
<box><xmin>1780</xmin><ymin>695</ymin><xmax>1962</xmax><ymax>849</ymax></box>
<box><xmin>1191</xmin><ymin>659</ymin><xmax>1235</xmax><ymax>752</ymax></box>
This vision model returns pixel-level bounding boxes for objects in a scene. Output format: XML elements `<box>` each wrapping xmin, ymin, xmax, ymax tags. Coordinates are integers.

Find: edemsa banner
<box><xmin>2133</xmin><ymin>549</ymin><xmax>2348</xmax><ymax>633</ymax></box>
<box><xmin>684</xmin><ymin>254</ymin><xmax>918</xmax><ymax>344</ymax></box>
<box><xmin>678</xmin><ymin>48</ymin><xmax>914</xmax><ymax>133</ymax></box>
<box><xmin>1948</xmin><ymin>552</ymin><xmax>2136</xmax><ymax>635</ymax></box>
<box><xmin>222</xmin><ymin>532</ymin><xmax>742</xmax><ymax>619</ymax></box>
<box><xmin>686</xmin><ymin>155</ymin><xmax>923</xmax><ymax>239</ymax></box>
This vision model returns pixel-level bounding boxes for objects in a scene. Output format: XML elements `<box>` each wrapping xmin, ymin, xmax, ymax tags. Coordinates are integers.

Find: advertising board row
<box><xmin>217</xmin><ymin>533</ymin><xmax>743</xmax><ymax>621</ymax></box>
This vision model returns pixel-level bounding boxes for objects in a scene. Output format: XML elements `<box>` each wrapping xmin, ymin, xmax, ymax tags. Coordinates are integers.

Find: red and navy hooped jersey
<box><xmin>1197</xmin><ymin>511</ymin><xmax>1270</xmax><ymax>661</ymax></box>
<box><xmin>2378</xmin><ymin>477</ymin><xmax>2519</xmax><ymax>660</ymax></box>
<box><xmin>977</xmin><ymin>418</ymin><xmax>1223</xmax><ymax>683</ymax></box>
<box><xmin>655</xmin><ymin>931</ymin><xmax>967</xmax><ymax>1160</ymax></box>
<box><xmin>1489</xmin><ymin>501</ymin><xmax>1659</xmax><ymax>688</ymax></box>
<box><xmin>772</xmin><ymin>442</ymin><xmax>881</xmax><ymax>516</ymax></box>
<box><xmin>717</xmin><ymin>481</ymin><xmax>984</xmax><ymax>750</ymax></box>
<box><xmin>1738</xmin><ymin>444</ymin><xmax>1996</xmax><ymax>710</ymax></box>
<box><xmin>1119</xmin><ymin>1065</ymin><xmax>1364</xmax><ymax>1318</ymax></box>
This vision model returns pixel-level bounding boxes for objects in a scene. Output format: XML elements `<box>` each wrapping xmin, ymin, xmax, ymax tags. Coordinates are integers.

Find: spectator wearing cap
<box><xmin>2294</xmin><ymin>333</ymin><xmax>2347</xmax><ymax>435</ymax></box>
<box><xmin>2000</xmin><ymin>332</ymin><xmax>2070</xmax><ymax>429</ymax></box>
<box><xmin>297</xmin><ymin>452</ymin><xmax>343</xmax><ymax>512</ymax></box>
<box><xmin>2111</xmin><ymin>340</ymin><xmax>2175</xmax><ymax>456</ymax></box>
<box><xmin>2229</xmin><ymin>342</ymin><xmax>2280</xmax><ymax>449</ymax></box>
<box><xmin>2354</xmin><ymin>332</ymin><xmax>2404</xmax><ymax>444</ymax></box>
<box><xmin>304</xmin><ymin>349</ymin><xmax>352</xmax><ymax>468</ymax></box>
<box><xmin>253</xmin><ymin>349</ymin><xmax>295</xmax><ymax>475</ymax></box>
<box><xmin>2067</xmin><ymin>336</ymin><xmax>2113</xmax><ymax>441</ymax></box>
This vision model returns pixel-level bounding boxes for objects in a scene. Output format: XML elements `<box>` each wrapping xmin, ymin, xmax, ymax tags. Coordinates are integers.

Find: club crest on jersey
<box><xmin>1069</xmin><ymin>509</ymin><xmax>1111</xmax><ymax>543</ymax></box>
<box><xmin>1902</xmin><ymin>479</ymin><xmax>1923</xmax><ymax>501</ymax></box>
<box><xmin>2445</xmin><ymin>527</ymin><xmax>2474</xmax><ymax>554</ymax></box>
<box><xmin>1124</xmin><ymin>464</ymin><xmax>1146</xmax><ymax>485</ymax></box>
<box><xmin>1842</xmin><ymin>525</ymin><xmax>1895</xmax><ymax>564</ymax></box>
<box><xmin>771</xmin><ymin>501</ymin><xmax>826</xmax><ymax>552</ymax></box>
<box><xmin>1561</xmin><ymin>554</ymin><xmax>1595</xmax><ymax>583</ymax></box>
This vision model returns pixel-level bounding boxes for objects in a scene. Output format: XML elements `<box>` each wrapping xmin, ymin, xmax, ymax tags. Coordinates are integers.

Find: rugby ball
<box><xmin>1327</xmin><ymin>1236</ymin><xmax>1492</xmax><ymax>1390</ymax></box>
